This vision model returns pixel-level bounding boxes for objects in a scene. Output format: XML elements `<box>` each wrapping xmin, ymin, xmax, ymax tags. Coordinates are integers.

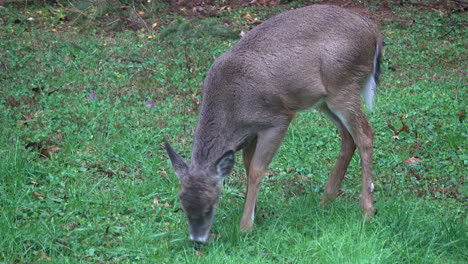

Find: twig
<box><xmin>440</xmin><ymin>26</ymin><xmax>456</xmax><ymax>38</ymax></box>
<box><xmin>106</xmin><ymin>18</ymin><xmax>121</xmax><ymax>28</ymax></box>
<box><xmin>387</xmin><ymin>117</ymin><xmax>410</xmax><ymax>136</ymax></box>
<box><xmin>131</xmin><ymin>1</ymin><xmax>151</xmax><ymax>32</ymax></box>
<box><xmin>70</xmin><ymin>42</ymin><xmax>85</xmax><ymax>50</ymax></box>
<box><xmin>121</xmin><ymin>57</ymin><xmax>146</xmax><ymax>63</ymax></box>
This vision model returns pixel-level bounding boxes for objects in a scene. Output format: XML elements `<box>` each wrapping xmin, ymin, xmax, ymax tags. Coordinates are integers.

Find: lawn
<box><xmin>0</xmin><ymin>1</ymin><xmax>466</xmax><ymax>263</ymax></box>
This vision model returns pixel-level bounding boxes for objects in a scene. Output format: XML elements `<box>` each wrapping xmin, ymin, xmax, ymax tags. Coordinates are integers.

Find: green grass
<box><xmin>0</xmin><ymin>1</ymin><xmax>466</xmax><ymax>263</ymax></box>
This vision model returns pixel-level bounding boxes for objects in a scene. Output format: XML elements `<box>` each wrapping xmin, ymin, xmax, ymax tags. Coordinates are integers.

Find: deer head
<box><xmin>165</xmin><ymin>142</ymin><xmax>234</xmax><ymax>243</ymax></box>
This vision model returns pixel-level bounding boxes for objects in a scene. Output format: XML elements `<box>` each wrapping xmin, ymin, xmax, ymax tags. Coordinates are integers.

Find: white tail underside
<box><xmin>362</xmin><ymin>44</ymin><xmax>380</xmax><ymax>111</ymax></box>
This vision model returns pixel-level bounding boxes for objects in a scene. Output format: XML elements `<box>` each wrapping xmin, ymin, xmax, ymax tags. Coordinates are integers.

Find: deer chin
<box><xmin>187</xmin><ymin>217</ymin><xmax>214</xmax><ymax>244</ymax></box>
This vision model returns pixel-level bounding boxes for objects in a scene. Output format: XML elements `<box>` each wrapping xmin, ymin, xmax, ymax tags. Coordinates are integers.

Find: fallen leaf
<box><xmin>39</xmin><ymin>250</ymin><xmax>50</xmax><ymax>261</ymax></box>
<box><xmin>52</xmin><ymin>133</ymin><xmax>64</xmax><ymax>141</ymax></box>
<box><xmin>27</xmin><ymin>181</ymin><xmax>40</xmax><ymax>187</ymax></box>
<box><xmin>153</xmin><ymin>196</ymin><xmax>172</xmax><ymax>208</ymax></box>
<box><xmin>77</xmin><ymin>146</ymin><xmax>93</xmax><ymax>155</ymax></box>
<box><xmin>33</xmin><ymin>191</ymin><xmax>45</xmax><ymax>200</ymax></box>
<box><xmin>18</xmin><ymin>111</ymin><xmax>43</xmax><ymax>124</ymax></box>
<box><xmin>250</xmin><ymin>0</ymin><xmax>277</xmax><ymax>6</ymax></box>
<box><xmin>123</xmin><ymin>89</ymin><xmax>135</xmax><ymax>96</ymax></box>
<box><xmin>40</xmin><ymin>146</ymin><xmax>62</xmax><ymax>158</ymax></box>
<box><xmin>145</xmin><ymin>99</ymin><xmax>156</xmax><ymax>109</ymax></box>
<box><xmin>61</xmin><ymin>221</ymin><xmax>78</xmax><ymax>230</ymax></box>
<box><xmin>195</xmin><ymin>250</ymin><xmax>203</xmax><ymax>257</ymax></box>
<box><xmin>404</xmin><ymin>156</ymin><xmax>422</xmax><ymax>163</ymax></box>
<box><xmin>458</xmin><ymin>110</ymin><xmax>465</xmax><ymax>123</ymax></box>
<box><xmin>192</xmin><ymin>6</ymin><xmax>204</xmax><ymax>13</ymax></box>
<box><xmin>244</xmin><ymin>14</ymin><xmax>263</xmax><ymax>24</ymax></box>
<box><xmin>86</xmin><ymin>92</ymin><xmax>97</xmax><ymax>100</ymax></box>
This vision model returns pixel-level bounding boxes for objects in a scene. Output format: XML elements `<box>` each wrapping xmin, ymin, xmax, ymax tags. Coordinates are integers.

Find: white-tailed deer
<box><xmin>165</xmin><ymin>5</ymin><xmax>382</xmax><ymax>243</ymax></box>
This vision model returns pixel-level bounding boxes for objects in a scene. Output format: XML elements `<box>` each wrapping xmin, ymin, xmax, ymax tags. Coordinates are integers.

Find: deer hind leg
<box><xmin>240</xmin><ymin>122</ymin><xmax>290</xmax><ymax>232</ymax></box>
<box><xmin>325</xmin><ymin>95</ymin><xmax>375</xmax><ymax>220</ymax></box>
<box><xmin>319</xmin><ymin>104</ymin><xmax>356</xmax><ymax>205</ymax></box>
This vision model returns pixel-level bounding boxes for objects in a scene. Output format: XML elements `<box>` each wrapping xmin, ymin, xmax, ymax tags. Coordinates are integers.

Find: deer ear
<box><xmin>164</xmin><ymin>142</ymin><xmax>188</xmax><ymax>179</ymax></box>
<box><xmin>215</xmin><ymin>150</ymin><xmax>235</xmax><ymax>179</ymax></box>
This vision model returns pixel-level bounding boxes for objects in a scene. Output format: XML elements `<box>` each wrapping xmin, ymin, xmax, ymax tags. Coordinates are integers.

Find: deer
<box><xmin>165</xmin><ymin>4</ymin><xmax>382</xmax><ymax>243</ymax></box>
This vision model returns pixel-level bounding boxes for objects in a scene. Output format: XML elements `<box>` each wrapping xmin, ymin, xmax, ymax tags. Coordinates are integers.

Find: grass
<box><xmin>0</xmin><ymin>1</ymin><xmax>466</xmax><ymax>263</ymax></box>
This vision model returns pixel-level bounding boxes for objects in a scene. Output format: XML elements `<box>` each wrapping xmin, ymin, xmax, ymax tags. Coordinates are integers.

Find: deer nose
<box><xmin>190</xmin><ymin>233</ymin><xmax>209</xmax><ymax>244</ymax></box>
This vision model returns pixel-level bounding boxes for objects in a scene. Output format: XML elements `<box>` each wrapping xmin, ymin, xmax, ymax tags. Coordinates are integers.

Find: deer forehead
<box><xmin>180</xmin><ymin>187</ymin><xmax>219</xmax><ymax>213</ymax></box>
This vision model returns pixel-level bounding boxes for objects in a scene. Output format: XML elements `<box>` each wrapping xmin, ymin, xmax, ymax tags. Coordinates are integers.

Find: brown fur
<box><xmin>166</xmin><ymin>5</ymin><xmax>383</xmax><ymax>242</ymax></box>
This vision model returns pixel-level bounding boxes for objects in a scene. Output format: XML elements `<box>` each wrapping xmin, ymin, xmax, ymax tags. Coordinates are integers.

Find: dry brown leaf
<box><xmin>52</xmin><ymin>133</ymin><xmax>64</xmax><ymax>141</ymax></box>
<box><xmin>153</xmin><ymin>196</ymin><xmax>172</xmax><ymax>208</ymax></box>
<box><xmin>404</xmin><ymin>156</ymin><xmax>422</xmax><ymax>163</ymax></box>
<box><xmin>250</xmin><ymin>0</ymin><xmax>277</xmax><ymax>5</ymax></box>
<box><xmin>40</xmin><ymin>146</ymin><xmax>62</xmax><ymax>158</ymax></box>
<box><xmin>61</xmin><ymin>221</ymin><xmax>78</xmax><ymax>230</ymax></box>
<box><xmin>192</xmin><ymin>6</ymin><xmax>204</xmax><ymax>13</ymax></box>
<box><xmin>39</xmin><ymin>250</ymin><xmax>50</xmax><ymax>261</ymax></box>
<box><xmin>18</xmin><ymin>113</ymin><xmax>34</xmax><ymax>124</ymax></box>
<box><xmin>77</xmin><ymin>146</ymin><xmax>94</xmax><ymax>155</ymax></box>
<box><xmin>33</xmin><ymin>191</ymin><xmax>45</xmax><ymax>200</ymax></box>
<box><xmin>123</xmin><ymin>89</ymin><xmax>135</xmax><ymax>95</ymax></box>
<box><xmin>18</xmin><ymin>111</ymin><xmax>43</xmax><ymax>124</ymax></box>
<box><xmin>27</xmin><ymin>181</ymin><xmax>40</xmax><ymax>187</ymax></box>
<box><xmin>244</xmin><ymin>14</ymin><xmax>263</xmax><ymax>24</ymax></box>
<box><xmin>458</xmin><ymin>110</ymin><xmax>465</xmax><ymax>123</ymax></box>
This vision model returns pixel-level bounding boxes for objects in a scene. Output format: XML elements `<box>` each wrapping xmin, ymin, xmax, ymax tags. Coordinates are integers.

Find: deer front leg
<box><xmin>240</xmin><ymin>124</ymin><xmax>290</xmax><ymax>232</ymax></box>
<box><xmin>240</xmin><ymin>166</ymin><xmax>265</xmax><ymax>232</ymax></box>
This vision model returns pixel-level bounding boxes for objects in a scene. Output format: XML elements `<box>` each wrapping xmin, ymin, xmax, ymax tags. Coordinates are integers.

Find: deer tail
<box><xmin>363</xmin><ymin>42</ymin><xmax>382</xmax><ymax>112</ymax></box>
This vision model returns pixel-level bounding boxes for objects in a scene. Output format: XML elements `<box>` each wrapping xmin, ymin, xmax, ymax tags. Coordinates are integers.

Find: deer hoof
<box><xmin>361</xmin><ymin>205</ymin><xmax>375</xmax><ymax>221</ymax></box>
<box><xmin>239</xmin><ymin>220</ymin><xmax>254</xmax><ymax>233</ymax></box>
<box><xmin>320</xmin><ymin>193</ymin><xmax>338</xmax><ymax>206</ymax></box>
